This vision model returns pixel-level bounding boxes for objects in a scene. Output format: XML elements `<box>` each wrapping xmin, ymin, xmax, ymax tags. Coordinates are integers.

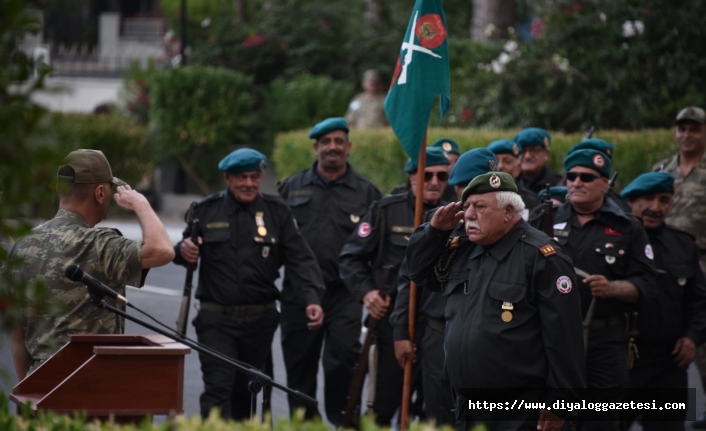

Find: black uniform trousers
<box><xmin>421</xmin><ymin>324</ymin><xmax>455</xmax><ymax>426</ymax></box>
<box><xmin>280</xmin><ymin>284</ymin><xmax>362</xmax><ymax>425</ymax></box>
<box><xmin>581</xmin><ymin>323</ymin><xmax>629</xmax><ymax>431</ymax></box>
<box><xmin>194</xmin><ymin>307</ymin><xmax>279</xmax><ymax>420</ymax></box>
<box><xmin>621</xmin><ymin>354</ymin><xmax>687</xmax><ymax>431</ymax></box>
<box><xmin>370</xmin><ymin>312</ymin><xmax>405</xmax><ymax>425</ymax></box>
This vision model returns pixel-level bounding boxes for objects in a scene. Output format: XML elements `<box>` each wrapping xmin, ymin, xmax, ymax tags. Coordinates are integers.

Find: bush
<box><xmin>149</xmin><ymin>66</ymin><xmax>259</xmax><ymax>194</ymax></box>
<box><xmin>274</xmin><ymin>128</ymin><xmax>676</xmax><ymax>194</ymax></box>
<box><xmin>264</xmin><ymin>74</ymin><xmax>356</xmax><ymax>133</ymax></box>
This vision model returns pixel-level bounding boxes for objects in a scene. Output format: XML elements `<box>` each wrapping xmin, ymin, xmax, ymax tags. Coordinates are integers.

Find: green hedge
<box><xmin>274</xmin><ymin>128</ymin><xmax>676</xmax><ymax>194</ymax></box>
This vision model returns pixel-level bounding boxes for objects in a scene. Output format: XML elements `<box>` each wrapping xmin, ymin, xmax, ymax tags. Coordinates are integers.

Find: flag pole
<box><xmin>400</xmin><ymin>131</ymin><xmax>427</xmax><ymax>431</ymax></box>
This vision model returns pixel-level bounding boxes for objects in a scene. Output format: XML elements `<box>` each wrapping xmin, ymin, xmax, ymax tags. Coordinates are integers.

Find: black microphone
<box><xmin>64</xmin><ymin>264</ymin><xmax>128</xmax><ymax>305</ymax></box>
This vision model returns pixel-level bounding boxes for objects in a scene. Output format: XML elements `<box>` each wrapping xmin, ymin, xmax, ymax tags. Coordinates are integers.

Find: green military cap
<box><xmin>218</xmin><ymin>148</ymin><xmax>268</xmax><ymax>173</ymax></box>
<box><xmin>568</xmin><ymin>138</ymin><xmax>614</xmax><ymax>159</ymax></box>
<box><xmin>404</xmin><ymin>146</ymin><xmax>450</xmax><ymax>173</ymax></box>
<box><xmin>432</xmin><ymin>138</ymin><xmax>460</xmax><ymax>156</ymax></box>
<box><xmin>449</xmin><ymin>148</ymin><xmax>498</xmax><ymax>186</ymax></box>
<box><xmin>620</xmin><ymin>172</ymin><xmax>675</xmax><ymax>200</ymax></box>
<box><xmin>563</xmin><ymin>149</ymin><xmax>611</xmax><ymax>178</ymax></box>
<box><xmin>538</xmin><ymin>186</ymin><xmax>568</xmax><ymax>203</ymax></box>
<box><xmin>58</xmin><ymin>149</ymin><xmax>126</xmax><ymax>186</ymax></box>
<box><xmin>308</xmin><ymin>117</ymin><xmax>350</xmax><ymax>140</ymax></box>
<box><xmin>514</xmin><ymin>127</ymin><xmax>551</xmax><ymax>149</ymax></box>
<box><xmin>675</xmin><ymin>106</ymin><xmax>705</xmax><ymax>124</ymax></box>
<box><xmin>487</xmin><ymin>139</ymin><xmax>521</xmax><ymax>157</ymax></box>
<box><xmin>461</xmin><ymin>172</ymin><xmax>518</xmax><ymax>203</ymax></box>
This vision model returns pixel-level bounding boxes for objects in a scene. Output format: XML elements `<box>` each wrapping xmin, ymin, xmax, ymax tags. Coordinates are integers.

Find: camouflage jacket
<box><xmin>344</xmin><ymin>92</ymin><xmax>389</xmax><ymax>128</ymax></box>
<box><xmin>653</xmin><ymin>152</ymin><xmax>706</xmax><ymax>253</ymax></box>
<box><xmin>9</xmin><ymin>209</ymin><xmax>145</xmax><ymax>372</ymax></box>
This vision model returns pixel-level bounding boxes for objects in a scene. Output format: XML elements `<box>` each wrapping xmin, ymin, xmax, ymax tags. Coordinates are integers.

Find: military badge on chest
<box><xmin>501</xmin><ymin>301</ymin><xmax>514</xmax><ymax>322</ymax></box>
<box><xmin>255</xmin><ymin>211</ymin><xmax>270</xmax><ymax>258</ymax></box>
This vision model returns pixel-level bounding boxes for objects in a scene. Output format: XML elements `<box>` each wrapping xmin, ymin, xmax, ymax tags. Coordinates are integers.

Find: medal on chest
<box><xmin>350</xmin><ymin>214</ymin><xmax>360</xmax><ymax>223</ymax></box>
<box><xmin>255</xmin><ymin>211</ymin><xmax>267</xmax><ymax>236</ymax></box>
<box><xmin>501</xmin><ymin>301</ymin><xmax>514</xmax><ymax>322</ymax></box>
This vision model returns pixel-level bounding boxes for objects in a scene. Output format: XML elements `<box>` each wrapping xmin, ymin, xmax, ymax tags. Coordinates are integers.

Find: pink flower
<box><xmin>459</xmin><ymin>108</ymin><xmax>473</xmax><ymax>123</ymax></box>
<box><xmin>531</xmin><ymin>18</ymin><xmax>545</xmax><ymax>37</ymax></box>
<box><xmin>244</xmin><ymin>34</ymin><xmax>266</xmax><ymax>47</ymax></box>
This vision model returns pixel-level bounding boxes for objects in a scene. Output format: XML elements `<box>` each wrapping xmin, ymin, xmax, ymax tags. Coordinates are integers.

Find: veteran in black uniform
<box><xmin>277</xmin><ymin>118</ymin><xmax>381</xmax><ymax>425</ymax></box>
<box><xmin>515</xmin><ymin>128</ymin><xmax>564</xmax><ymax>194</ymax></box>
<box><xmin>174</xmin><ymin>149</ymin><xmax>325</xmax><ymax>420</ymax></box>
<box><xmin>389</xmin><ymin>138</ymin><xmax>458</xmax><ymax>201</ymax></box>
<box><xmin>551</xmin><ymin>148</ymin><xmax>657</xmax><ymax>430</ymax></box>
<box><xmin>487</xmin><ymin>138</ymin><xmax>540</xmax><ymax>212</ymax></box>
<box><xmin>390</xmin><ymin>148</ymin><xmax>498</xmax><ymax>426</ymax></box>
<box><xmin>406</xmin><ymin>172</ymin><xmax>585</xmax><ymax>431</ymax></box>
<box><xmin>339</xmin><ymin>147</ymin><xmax>450</xmax><ymax>426</ymax></box>
<box><xmin>619</xmin><ymin>172</ymin><xmax>706</xmax><ymax>430</ymax></box>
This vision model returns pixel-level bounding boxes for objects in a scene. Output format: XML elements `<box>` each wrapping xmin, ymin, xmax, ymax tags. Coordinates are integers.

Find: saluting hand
<box><xmin>363</xmin><ymin>290</ymin><xmax>390</xmax><ymax>320</ymax></box>
<box><xmin>306</xmin><ymin>304</ymin><xmax>324</xmax><ymax>330</ymax></box>
<box><xmin>114</xmin><ymin>185</ymin><xmax>150</xmax><ymax>212</ymax></box>
<box><xmin>180</xmin><ymin>237</ymin><xmax>202</xmax><ymax>263</ymax></box>
<box><xmin>430</xmin><ymin>202</ymin><xmax>464</xmax><ymax>231</ymax></box>
<box><xmin>672</xmin><ymin>337</ymin><xmax>696</xmax><ymax>368</ymax></box>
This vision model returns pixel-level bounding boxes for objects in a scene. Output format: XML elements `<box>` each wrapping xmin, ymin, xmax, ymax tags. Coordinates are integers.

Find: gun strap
<box><xmin>371</xmin><ymin>204</ymin><xmax>387</xmax><ymax>269</ymax></box>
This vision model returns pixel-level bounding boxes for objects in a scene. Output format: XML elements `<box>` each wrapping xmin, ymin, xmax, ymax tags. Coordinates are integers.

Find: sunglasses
<box><xmin>566</xmin><ymin>172</ymin><xmax>599</xmax><ymax>183</ymax></box>
<box><xmin>424</xmin><ymin>171</ymin><xmax>449</xmax><ymax>182</ymax></box>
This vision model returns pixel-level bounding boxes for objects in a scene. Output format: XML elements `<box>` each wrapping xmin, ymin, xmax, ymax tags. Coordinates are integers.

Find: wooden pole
<box><xmin>400</xmin><ymin>132</ymin><xmax>427</xmax><ymax>431</ymax></box>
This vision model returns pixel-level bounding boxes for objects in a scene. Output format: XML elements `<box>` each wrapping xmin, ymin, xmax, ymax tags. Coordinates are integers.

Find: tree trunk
<box><xmin>234</xmin><ymin>0</ymin><xmax>249</xmax><ymax>24</ymax></box>
<box><xmin>175</xmin><ymin>154</ymin><xmax>213</xmax><ymax>196</ymax></box>
<box><xmin>471</xmin><ymin>0</ymin><xmax>516</xmax><ymax>41</ymax></box>
<box><xmin>363</xmin><ymin>0</ymin><xmax>382</xmax><ymax>38</ymax></box>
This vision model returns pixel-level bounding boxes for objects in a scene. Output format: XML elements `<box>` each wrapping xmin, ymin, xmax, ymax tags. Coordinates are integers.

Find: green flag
<box><xmin>384</xmin><ymin>0</ymin><xmax>450</xmax><ymax>163</ymax></box>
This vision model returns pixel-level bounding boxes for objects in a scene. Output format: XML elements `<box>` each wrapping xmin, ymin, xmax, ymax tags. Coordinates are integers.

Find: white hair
<box><xmin>496</xmin><ymin>191</ymin><xmax>525</xmax><ymax>216</ymax></box>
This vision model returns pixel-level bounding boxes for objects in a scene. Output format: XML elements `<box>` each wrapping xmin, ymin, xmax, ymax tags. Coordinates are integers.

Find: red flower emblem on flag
<box><xmin>414</xmin><ymin>14</ymin><xmax>447</xmax><ymax>49</ymax></box>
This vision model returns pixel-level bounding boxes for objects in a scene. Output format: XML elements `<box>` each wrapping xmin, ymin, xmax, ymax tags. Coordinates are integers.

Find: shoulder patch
<box><xmin>539</xmin><ymin>244</ymin><xmax>556</xmax><ymax>257</ymax></box>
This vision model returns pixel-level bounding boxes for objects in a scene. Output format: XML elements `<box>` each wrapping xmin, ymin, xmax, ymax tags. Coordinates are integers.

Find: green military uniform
<box><xmin>9</xmin><ymin>209</ymin><xmax>145</xmax><ymax>373</ymax></box>
<box><xmin>345</xmin><ymin>93</ymin><xmax>388</xmax><ymax>128</ymax></box>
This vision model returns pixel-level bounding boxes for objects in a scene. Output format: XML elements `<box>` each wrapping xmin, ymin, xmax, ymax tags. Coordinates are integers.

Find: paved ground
<box><xmin>1</xmin><ymin>218</ymin><xmax>704</xmax><ymax>429</ymax></box>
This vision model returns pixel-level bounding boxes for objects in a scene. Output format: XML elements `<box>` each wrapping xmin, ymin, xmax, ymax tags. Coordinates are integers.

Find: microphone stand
<box><xmin>86</xmin><ymin>290</ymin><xmax>317</xmax><ymax>420</ymax></box>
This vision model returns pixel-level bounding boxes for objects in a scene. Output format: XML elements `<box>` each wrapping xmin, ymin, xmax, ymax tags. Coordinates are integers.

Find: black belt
<box><xmin>590</xmin><ymin>315</ymin><xmax>625</xmax><ymax>331</ymax></box>
<box><xmin>200</xmin><ymin>301</ymin><xmax>276</xmax><ymax>317</ymax></box>
<box><xmin>427</xmin><ymin>317</ymin><xmax>446</xmax><ymax>334</ymax></box>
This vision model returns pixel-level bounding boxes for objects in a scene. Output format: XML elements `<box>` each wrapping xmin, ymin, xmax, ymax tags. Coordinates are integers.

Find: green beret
<box><xmin>308</xmin><ymin>117</ymin><xmax>350</xmax><ymax>140</ymax></box>
<box><xmin>538</xmin><ymin>186</ymin><xmax>568</xmax><ymax>203</ymax></box>
<box><xmin>404</xmin><ymin>147</ymin><xmax>450</xmax><ymax>173</ymax></box>
<box><xmin>514</xmin><ymin>127</ymin><xmax>551</xmax><ymax>149</ymax></box>
<box><xmin>449</xmin><ymin>148</ymin><xmax>498</xmax><ymax>186</ymax></box>
<box><xmin>432</xmin><ymin>138</ymin><xmax>460</xmax><ymax>155</ymax></box>
<box><xmin>461</xmin><ymin>172</ymin><xmax>518</xmax><ymax>203</ymax></box>
<box><xmin>218</xmin><ymin>148</ymin><xmax>268</xmax><ymax>173</ymax></box>
<box><xmin>487</xmin><ymin>139</ymin><xmax>521</xmax><ymax>157</ymax></box>
<box><xmin>568</xmin><ymin>138</ymin><xmax>614</xmax><ymax>159</ymax></box>
<box><xmin>563</xmin><ymin>149</ymin><xmax>611</xmax><ymax>178</ymax></box>
<box><xmin>620</xmin><ymin>172</ymin><xmax>675</xmax><ymax>200</ymax></box>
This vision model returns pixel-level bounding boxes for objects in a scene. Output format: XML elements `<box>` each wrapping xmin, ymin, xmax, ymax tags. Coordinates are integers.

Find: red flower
<box><xmin>531</xmin><ymin>18</ymin><xmax>545</xmax><ymax>37</ymax></box>
<box><xmin>643</xmin><ymin>6</ymin><xmax>651</xmax><ymax>14</ymax></box>
<box><xmin>244</xmin><ymin>34</ymin><xmax>266</xmax><ymax>47</ymax></box>
<box><xmin>572</xmin><ymin>2</ymin><xmax>581</xmax><ymax>11</ymax></box>
<box><xmin>321</xmin><ymin>21</ymin><xmax>331</xmax><ymax>29</ymax></box>
<box><xmin>459</xmin><ymin>108</ymin><xmax>473</xmax><ymax>123</ymax></box>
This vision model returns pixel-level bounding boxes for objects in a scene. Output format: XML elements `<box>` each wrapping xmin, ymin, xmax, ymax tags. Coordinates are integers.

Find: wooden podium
<box><xmin>10</xmin><ymin>334</ymin><xmax>190</xmax><ymax>423</ymax></box>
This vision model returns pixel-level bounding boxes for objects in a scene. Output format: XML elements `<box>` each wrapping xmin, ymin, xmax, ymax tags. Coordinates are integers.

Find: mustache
<box><xmin>426</xmin><ymin>186</ymin><xmax>441</xmax><ymax>192</ymax></box>
<box><xmin>323</xmin><ymin>150</ymin><xmax>343</xmax><ymax>157</ymax></box>
<box><xmin>238</xmin><ymin>186</ymin><xmax>258</xmax><ymax>193</ymax></box>
<box><xmin>466</xmin><ymin>220</ymin><xmax>480</xmax><ymax>230</ymax></box>
<box><xmin>642</xmin><ymin>210</ymin><xmax>663</xmax><ymax>218</ymax></box>
<box><xmin>567</xmin><ymin>187</ymin><xmax>588</xmax><ymax>196</ymax></box>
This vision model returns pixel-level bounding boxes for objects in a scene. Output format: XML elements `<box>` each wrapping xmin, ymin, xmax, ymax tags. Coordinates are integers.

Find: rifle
<box><xmin>574</xmin><ymin>267</ymin><xmax>594</xmax><ymax>353</ymax></box>
<box><xmin>176</xmin><ymin>219</ymin><xmax>200</xmax><ymax>336</ymax></box>
<box><xmin>541</xmin><ymin>183</ymin><xmax>554</xmax><ymax>237</ymax></box>
<box><xmin>627</xmin><ymin>312</ymin><xmax>639</xmax><ymax>368</ymax></box>
<box><xmin>342</xmin><ymin>266</ymin><xmax>394</xmax><ymax>429</ymax></box>
<box><xmin>607</xmin><ymin>172</ymin><xmax>618</xmax><ymax>195</ymax></box>
<box><xmin>261</xmin><ymin>350</ymin><xmax>274</xmax><ymax>424</ymax></box>
<box><xmin>582</xmin><ymin>126</ymin><xmax>595</xmax><ymax>140</ymax></box>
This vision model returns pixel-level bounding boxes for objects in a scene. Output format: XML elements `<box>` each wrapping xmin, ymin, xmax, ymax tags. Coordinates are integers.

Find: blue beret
<box><xmin>218</xmin><ymin>148</ymin><xmax>268</xmax><ymax>173</ymax></box>
<box><xmin>431</xmin><ymin>138</ymin><xmax>460</xmax><ymax>155</ymax></box>
<box><xmin>538</xmin><ymin>186</ymin><xmax>568</xmax><ymax>203</ymax></box>
<box><xmin>308</xmin><ymin>117</ymin><xmax>350</xmax><ymax>140</ymax></box>
<box><xmin>487</xmin><ymin>139</ymin><xmax>521</xmax><ymax>157</ymax></box>
<box><xmin>514</xmin><ymin>127</ymin><xmax>551</xmax><ymax>149</ymax></box>
<box><xmin>620</xmin><ymin>172</ymin><xmax>675</xmax><ymax>200</ymax></box>
<box><xmin>563</xmin><ymin>149</ymin><xmax>611</xmax><ymax>178</ymax></box>
<box><xmin>404</xmin><ymin>147</ymin><xmax>450</xmax><ymax>174</ymax></box>
<box><xmin>568</xmin><ymin>138</ymin><xmax>614</xmax><ymax>160</ymax></box>
<box><xmin>449</xmin><ymin>148</ymin><xmax>498</xmax><ymax>186</ymax></box>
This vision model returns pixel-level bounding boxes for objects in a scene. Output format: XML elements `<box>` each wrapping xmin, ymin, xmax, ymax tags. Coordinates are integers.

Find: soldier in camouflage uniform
<box><xmin>8</xmin><ymin>150</ymin><xmax>174</xmax><ymax>380</ymax></box>
<box><xmin>652</xmin><ymin>106</ymin><xmax>706</xmax><ymax>426</ymax></box>
<box><xmin>345</xmin><ymin>69</ymin><xmax>389</xmax><ymax>129</ymax></box>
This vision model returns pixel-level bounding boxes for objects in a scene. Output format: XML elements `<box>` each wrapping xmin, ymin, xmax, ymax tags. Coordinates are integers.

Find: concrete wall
<box><xmin>31</xmin><ymin>77</ymin><xmax>123</xmax><ymax>113</ymax></box>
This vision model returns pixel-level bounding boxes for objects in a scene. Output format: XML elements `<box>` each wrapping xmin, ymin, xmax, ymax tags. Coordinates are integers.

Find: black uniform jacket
<box><xmin>519</xmin><ymin>166</ymin><xmax>564</xmax><ymax>194</ymax></box>
<box><xmin>338</xmin><ymin>190</ymin><xmax>439</xmax><ymax>302</ymax></box>
<box><xmin>407</xmin><ymin>219</ymin><xmax>586</xmax><ymax>404</ymax></box>
<box><xmin>639</xmin><ymin>224</ymin><xmax>706</xmax><ymax>352</ymax></box>
<box><xmin>174</xmin><ymin>189</ymin><xmax>324</xmax><ymax>306</ymax></box>
<box><xmin>277</xmin><ymin>162</ymin><xmax>380</xmax><ymax>300</ymax></box>
<box><xmin>552</xmin><ymin>198</ymin><xmax>658</xmax><ymax>319</ymax></box>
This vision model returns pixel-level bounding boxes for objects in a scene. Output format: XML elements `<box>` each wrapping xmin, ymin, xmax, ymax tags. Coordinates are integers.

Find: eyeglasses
<box><xmin>424</xmin><ymin>171</ymin><xmax>449</xmax><ymax>182</ymax></box>
<box><xmin>566</xmin><ymin>172</ymin><xmax>599</xmax><ymax>183</ymax></box>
